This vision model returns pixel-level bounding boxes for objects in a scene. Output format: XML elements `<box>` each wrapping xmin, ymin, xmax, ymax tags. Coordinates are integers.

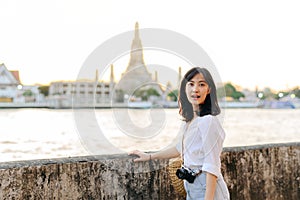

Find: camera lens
<box><xmin>176</xmin><ymin>168</ymin><xmax>184</xmax><ymax>179</ymax></box>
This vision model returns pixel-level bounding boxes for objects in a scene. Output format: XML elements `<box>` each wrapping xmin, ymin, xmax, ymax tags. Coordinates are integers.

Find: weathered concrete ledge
<box><xmin>0</xmin><ymin>143</ymin><xmax>299</xmax><ymax>200</ymax></box>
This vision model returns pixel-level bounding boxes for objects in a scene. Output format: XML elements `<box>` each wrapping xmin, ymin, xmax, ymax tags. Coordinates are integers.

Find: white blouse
<box><xmin>176</xmin><ymin>115</ymin><xmax>225</xmax><ymax>178</ymax></box>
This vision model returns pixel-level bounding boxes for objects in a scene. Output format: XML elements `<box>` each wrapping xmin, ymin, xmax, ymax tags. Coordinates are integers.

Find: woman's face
<box><xmin>185</xmin><ymin>73</ymin><xmax>210</xmax><ymax>109</ymax></box>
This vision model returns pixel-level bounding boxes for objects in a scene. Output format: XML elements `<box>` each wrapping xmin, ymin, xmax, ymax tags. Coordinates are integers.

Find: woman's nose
<box><xmin>192</xmin><ymin>85</ymin><xmax>200</xmax><ymax>91</ymax></box>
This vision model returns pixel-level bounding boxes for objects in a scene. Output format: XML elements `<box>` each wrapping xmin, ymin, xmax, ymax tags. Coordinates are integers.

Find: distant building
<box><xmin>48</xmin><ymin>22</ymin><xmax>182</xmax><ymax>108</ymax></box>
<box><xmin>0</xmin><ymin>63</ymin><xmax>22</xmax><ymax>102</ymax></box>
<box><xmin>49</xmin><ymin>65</ymin><xmax>115</xmax><ymax>107</ymax></box>
<box><xmin>0</xmin><ymin>63</ymin><xmax>45</xmax><ymax>104</ymax></box>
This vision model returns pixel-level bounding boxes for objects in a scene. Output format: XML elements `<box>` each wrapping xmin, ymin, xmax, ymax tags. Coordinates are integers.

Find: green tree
<box><xmin>232</xmin><ymin>91</ymin><xmax>245</xmax><ymax>100</ymax></box>
<box><xmin>38</xmin><ymin>85</ymin><xmax>49</xmax><ymax>96</ymax></box>
<box><xmin>134</xmin><ymin>89</ymin><xmax>147</xmax><ymax>101</ymax></box>
<box><xmin>23</xmin><ymin>90</ymin><xmax>33</xmax><ymax>97</ymax></box>
<box><xmin>274</xmin><ymin>91</ymin><xmax>289</xmax><ymax>100</ymax></box>
<box><xmin>224</xmin><ymin>83</ymin><xmax>236</xmax><ymax>97</ymax></box>
<box><xmin>292</xmin><ymin>87</ymin><xmax>300</xmax><ymax>98</ymax></box>
<box><xmin>224</xmin><ymin>83</ymin><xmax>245</xmax><ymax>101</ymax></box>
<box><xmin>134</xmin><ymin>88</ymin><xmax>160</xmax><ymax>101</ymax></box>
<box><xmin>168</xmin><ymin>89</ymin><xmax>178</xmax><ymax>101</ymax></box>
<box><xmin>146</xmin><ymin>88</ymin><xmax>160</xmax><ymax>97</ymax></box>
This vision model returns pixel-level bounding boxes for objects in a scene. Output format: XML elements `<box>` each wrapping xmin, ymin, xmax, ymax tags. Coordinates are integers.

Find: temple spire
<box><xmin>135</xmin><ymin>22</ymin><xmax>140</xmax><ymax>39</ymax></box>
<box><xmin>115</xmin><ymin>22</ymin><xmax>160</xmax><ymax>100</ymax></box>
<box><xmin>95</xmin><ymin>69</ymin><xmax>98</xmax><ymax>83</ymax></box>
<box><xmin>177</xmin><ymin>66</ymin><xmax>182</xmax><ymax>89</ymax></box>
<box><xmin>110</xmin><ymin>64</ymin><xmax>115</xmax><ymax>83</ymax></box>
<box><xmin>127</xmin><ymin>21</ymin><xmax>145</xmax><ymax>68</ymax></box>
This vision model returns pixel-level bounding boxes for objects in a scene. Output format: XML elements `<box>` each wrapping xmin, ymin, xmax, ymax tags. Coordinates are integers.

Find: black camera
<box><xmin>176</xmin><ymin>166</ymin><xmax>197</xmax><ymax>183</ymax></box>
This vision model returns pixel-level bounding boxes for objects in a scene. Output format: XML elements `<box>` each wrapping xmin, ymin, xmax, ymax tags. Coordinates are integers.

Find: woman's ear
<box><xmin>207</xmin><ymin>88</ymin><xmax>211</xmax><ymax>94</ymax></box>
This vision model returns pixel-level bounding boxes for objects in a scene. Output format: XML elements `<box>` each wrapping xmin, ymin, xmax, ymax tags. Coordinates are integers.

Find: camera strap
<box><xmin>180</xmin><ymin>122</ymin><xmax>188</xmax><ymax>165</ymax></box>
<box><xmin>181</xmin><ymin>120</ymin><xmax>193</xmax><ymax>165</ymax></box>
<box><xmin>181</xmin><ymin>120</ymin><xmax>202</xmax><ymax>176</ymax></box>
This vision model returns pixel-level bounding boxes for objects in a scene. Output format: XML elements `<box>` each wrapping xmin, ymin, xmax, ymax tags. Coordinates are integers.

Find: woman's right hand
<box><xmin>128</xmin><ymin>150</ymin><xmax>151</xmax><ymax>162</ymax></box>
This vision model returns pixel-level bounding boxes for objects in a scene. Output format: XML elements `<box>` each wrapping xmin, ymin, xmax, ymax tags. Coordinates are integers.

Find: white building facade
<box><xmin>0</xmin><ymin>63</ymin><xmax>22</xmax><ymax>102</ymax></box>
<box><xmin>49</xmin><ymin>80</ymin><xmax>115</xmax><ymax>107</ymax></box>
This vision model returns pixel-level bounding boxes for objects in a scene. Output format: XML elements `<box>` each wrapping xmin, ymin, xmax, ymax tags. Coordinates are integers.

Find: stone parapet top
<box><xmin>1</xmin><ymin>142</ymin><xmax>299</xmax><ymax>169</ymax></box>
<box><xmin>223</xmin><ymin>141</ymin><xmax>300</xmax><ymax>152</ymax></box>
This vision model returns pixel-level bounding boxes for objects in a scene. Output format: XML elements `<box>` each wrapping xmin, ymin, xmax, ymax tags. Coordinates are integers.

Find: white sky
<box><xmin>1</xmin><ymin>0</ymin><xmax>300</xmax><ymax>91</ymax></box>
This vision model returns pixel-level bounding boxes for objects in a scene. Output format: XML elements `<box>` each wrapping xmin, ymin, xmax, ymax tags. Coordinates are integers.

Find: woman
<box><xmin>129</xmin><ymin>67</ymin><xmax>230</xmax><ymax>200</ymax></box>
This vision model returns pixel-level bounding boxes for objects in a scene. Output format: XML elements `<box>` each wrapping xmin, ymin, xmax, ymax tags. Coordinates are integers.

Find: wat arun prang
<box><xmin>113</xmin><ymin>22</ymin><xmax>181</xmax><ymax>104</ymax></box>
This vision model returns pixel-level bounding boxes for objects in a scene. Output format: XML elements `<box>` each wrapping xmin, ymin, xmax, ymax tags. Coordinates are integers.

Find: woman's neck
<box><xmin>193</xmin><ymin>108</ymin><xmax>200</xmax><ymax>117</ymax></box>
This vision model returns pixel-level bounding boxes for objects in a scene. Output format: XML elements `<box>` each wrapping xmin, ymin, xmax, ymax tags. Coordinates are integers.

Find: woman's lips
<box><xmin>191</xmin><ymin>95</ymin><xmax>200</xmax><ymax>100</ymax></box>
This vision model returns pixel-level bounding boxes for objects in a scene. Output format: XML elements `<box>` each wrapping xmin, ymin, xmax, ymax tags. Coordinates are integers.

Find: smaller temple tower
<box><xmin>110</xmin><ymin>64</ymin><xmax>115</xmax><ymax>85</ymax></box>
<box><xmin>177</xmin><ymin>66</ymin><xmax>182</xmax><ymax>89</ymax></box>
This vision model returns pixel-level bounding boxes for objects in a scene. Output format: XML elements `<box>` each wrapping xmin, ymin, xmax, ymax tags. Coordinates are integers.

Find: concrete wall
<box><xmin>222</xmin><ymin>143</ymin><xmax>300</xmax><ymax>200</ymax></box>
<box><xmin>0</xmin><ymin>143</ymin><xmax>299</xmax><ymax>200</ymax></box>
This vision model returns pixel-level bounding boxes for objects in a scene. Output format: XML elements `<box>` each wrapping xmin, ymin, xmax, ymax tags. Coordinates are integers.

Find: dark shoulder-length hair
<box><xmin>179</xmin><ymin>67</ymin><xmax>221</xmax><ymax>122</ymax></box>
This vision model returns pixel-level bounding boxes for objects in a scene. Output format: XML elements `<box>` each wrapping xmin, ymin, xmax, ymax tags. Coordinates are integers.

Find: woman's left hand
<box><xmin>128</xmin><ymin>150</ymin><xmax>151</xmax><ymax>162</ymax></box>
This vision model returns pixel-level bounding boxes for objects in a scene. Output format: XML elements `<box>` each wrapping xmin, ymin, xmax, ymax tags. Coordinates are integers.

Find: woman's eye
<box><xmin>188</xmin><ymin>83</ymin><xmax>194</xmax><ymax>87</ymax></box>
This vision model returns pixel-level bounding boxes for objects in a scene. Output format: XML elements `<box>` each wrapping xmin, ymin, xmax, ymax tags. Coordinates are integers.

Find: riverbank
<box><xmin>1</xmin><ymin>100</ymin><xmax>299</xmax><ymax>109</ymax></box>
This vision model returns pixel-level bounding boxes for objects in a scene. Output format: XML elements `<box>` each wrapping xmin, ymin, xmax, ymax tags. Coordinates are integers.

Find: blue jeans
<box><xmin>184</xmin><ymin>172</ymin><xmax>230</xmax><ymax>200</ymax></box>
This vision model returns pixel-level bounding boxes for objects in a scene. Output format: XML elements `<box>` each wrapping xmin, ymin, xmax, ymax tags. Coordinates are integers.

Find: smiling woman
<box><xmin>129</xmin><ymin>67</ymin><xmax>230</xmax><ymax>200</ymax></box>
<box><xmin>177</xmin><ymin>67</ymin><xmax>228</xmax><ymax>199</ymax></box>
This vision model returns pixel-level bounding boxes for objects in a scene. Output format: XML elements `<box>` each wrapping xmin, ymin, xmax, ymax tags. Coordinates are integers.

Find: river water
<box><xmin>0</xmin><ymin>108</ymin><xmax>299</xmax><ymax>162</ymax></box>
